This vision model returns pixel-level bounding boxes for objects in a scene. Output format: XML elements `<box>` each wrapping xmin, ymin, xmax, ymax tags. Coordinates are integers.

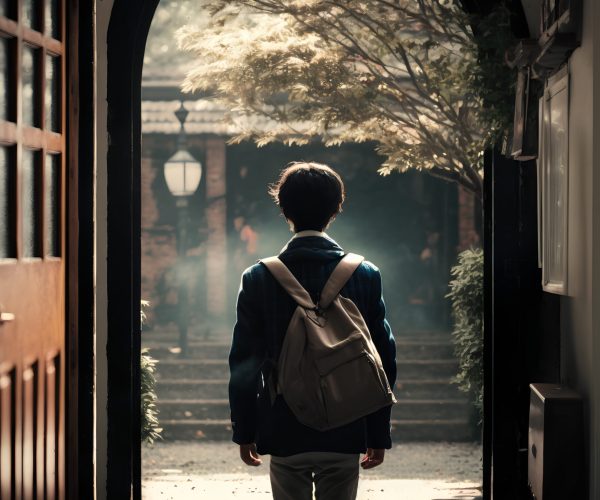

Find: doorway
<box><xmin>138</xmin><ymin>2</ymin><xmax>483</xmax><ymax>499</ymax></box>
<box><xmin>98</xmin><ymin>0</ymin><xmax>561</xmax><ymax>497</ymax></box>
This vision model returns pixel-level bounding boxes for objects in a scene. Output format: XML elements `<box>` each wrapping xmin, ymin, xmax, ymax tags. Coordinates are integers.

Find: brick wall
<box><xmin>204</xmin><ymin>138</ymin><xmax>228</xmax><ymax>330</ymax></box>
<box><xmin>141</xmin><ymin>156</ymin><xmax>178</xmax><ymax>326</ymax></box>
<box><xmin>141</xmin><ymin>135</ymin><xmax>229</xmax><ymax>333</ymax></box>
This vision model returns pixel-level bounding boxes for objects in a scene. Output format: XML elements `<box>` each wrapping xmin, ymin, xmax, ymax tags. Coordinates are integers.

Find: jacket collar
<box><xmin>279</xmin><ymin>234</ymin><xmax>345</xmax><ymax>262</ymax></box>
<box><xmin>292</xmin><ymin>230</ymin><xmax>329</xmax><ymax>239</ymax></box>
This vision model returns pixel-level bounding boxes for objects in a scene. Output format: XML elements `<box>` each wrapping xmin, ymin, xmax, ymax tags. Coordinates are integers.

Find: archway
<box><xmin>103</xmin><ymin>1</ymin><xmax>537</xmax><ymax>498</ymax></box>
<box><xmin>139</xmin><ymin>2</ymin><xmax>481</xmax><ymax>499</ymax></box>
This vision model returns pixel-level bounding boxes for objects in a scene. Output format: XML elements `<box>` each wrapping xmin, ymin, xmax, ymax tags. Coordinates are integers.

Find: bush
<box><xmin>141</xmin><ymin>301</ymin><xmax>162</xmax><ymax>444</ymax></box>
<box><xmin>446</xmin><ymin>248</ymin><xmax>484</xmax><ymax>423</ymax></box>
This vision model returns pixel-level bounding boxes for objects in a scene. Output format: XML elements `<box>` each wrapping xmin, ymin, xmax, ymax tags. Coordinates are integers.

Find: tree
<box><xmin>177</xmin><ymin>1</ymin><xmax>515</xmax><ymax>198</ymax></box>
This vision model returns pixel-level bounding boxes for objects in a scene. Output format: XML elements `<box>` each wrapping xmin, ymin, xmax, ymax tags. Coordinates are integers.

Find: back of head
<box><xmin>269</xmin><ymin>162</ymin><xmax>345</xmax><ymax>232</ymax></box>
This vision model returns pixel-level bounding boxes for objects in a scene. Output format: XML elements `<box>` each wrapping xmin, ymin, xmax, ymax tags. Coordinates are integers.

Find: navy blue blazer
<box><xmin>229</xmin><ymin>235</ymin><xmax>397</xmax><ymax>456</ymax></box>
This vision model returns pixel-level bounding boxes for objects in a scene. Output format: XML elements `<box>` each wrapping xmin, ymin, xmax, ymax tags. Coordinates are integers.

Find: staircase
<box><xmin>143</xmin><ymin>330</ymin><xmax>477</xmax><ymax>442</ymax></box>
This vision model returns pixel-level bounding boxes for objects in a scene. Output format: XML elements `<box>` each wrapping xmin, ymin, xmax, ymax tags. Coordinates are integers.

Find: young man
<box><xmin>229</xmin><ymin>162</ymin><xmax>397</xmax><ymax>500</ymax></box>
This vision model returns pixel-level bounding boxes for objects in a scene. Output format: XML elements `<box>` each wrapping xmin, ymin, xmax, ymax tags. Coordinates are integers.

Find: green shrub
<box><xmin>446</xmin><ymin>248</ymin><xmax>484</xmax><ymax>423</ymax></box>
<box><xmin>141</xmin><ymin>301</ymin><xmax>162</xmax><ymax>444</ymax></box>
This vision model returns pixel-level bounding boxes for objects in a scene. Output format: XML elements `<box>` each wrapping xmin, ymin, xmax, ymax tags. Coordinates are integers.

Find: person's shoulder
<box><xmin>240</xmin><ymin>257</ymin><xmax>279</xmax><ymax>283</ymax></box>
<box><xmin>357</xmin><ymin>259</ymin><xmax>380</xmax><ymax>276</ymax></box>
<box><xmin>353</xmin><ymin>257</ymin><xmax>382</xmax><ymax>282</ymax></box>
<box><xmin>359</xmin><ymin>259</ymin><xmax>381</xmax><ymax>274</ymax></box>
<box><xmin>241</xmin><ymin>261</ymin><xmax>267</xmax><ymax>280</ymax></box>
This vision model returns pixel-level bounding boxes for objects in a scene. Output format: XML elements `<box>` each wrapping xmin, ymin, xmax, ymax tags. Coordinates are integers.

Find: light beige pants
<box><xmin>270</xmin><ymin>452</ymin><xmax>360</xmax><ymax>500</ymax></box>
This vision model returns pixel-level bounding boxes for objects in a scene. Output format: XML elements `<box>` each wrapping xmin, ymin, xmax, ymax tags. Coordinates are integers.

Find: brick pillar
<box><xmin>457</xmin><ymin>185</ymin><xmax>480</xmax><ymax>251</ymax></box>
<box><xmin>140</xmin><ymin>156</ymin><xmax>177</xmax><ymax>326</ymax></box>
<box><xmin>140</xmin><ymin>157</ymin><xmax>155</xmax><ymax>317</ymax></box>
<box><xmin>204</xmin><ymin>138</ymin><xmax>228</xmax><ymax>333</ymax></box>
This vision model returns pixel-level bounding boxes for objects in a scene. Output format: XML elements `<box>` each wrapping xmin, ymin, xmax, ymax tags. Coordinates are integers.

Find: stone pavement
<box><xmin>143</xmin><ymin>441</ymin><xmax>482</xmax><ymax>500</ymax></box>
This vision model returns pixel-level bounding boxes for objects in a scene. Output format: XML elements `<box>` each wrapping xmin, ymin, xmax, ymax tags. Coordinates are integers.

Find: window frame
<box><xmin>539</xmin><ymin>65</ymin><xmax>570</xmax><ymax>295</ymax></box>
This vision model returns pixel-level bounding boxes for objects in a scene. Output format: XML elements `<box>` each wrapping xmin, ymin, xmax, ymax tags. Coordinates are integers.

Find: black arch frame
<box><xmin>106</xmin><ymin>1</ymin><xmax>160</xmax><ymax>497</ymax></box>
<box><xmin>103</xmin><ymin>2</ymin><xmax>491</xmax><ymax>497</ymax></box>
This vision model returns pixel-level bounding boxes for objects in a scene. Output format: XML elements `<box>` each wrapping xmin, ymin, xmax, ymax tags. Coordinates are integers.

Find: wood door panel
<box><xmin>0</xmin><ymin>261</ymin><xmax>64</xmax><ymax>356</ymax></box>
<box><xmin>45</xmin><ymin>356</ymin><xmax>58</xmax><ymax>500</ymax></box>
<box><xmin>0</xmin><ymin>369</ymin><xmax>16</xmax><ymax>500</ymax></box>
<box><xmin>0</xmin><ymin>0</ymin><xmax>67</xmax><ymax>497</ymax></box>
<box><xmin>0</xmin><ymin>261</ymin><xmax>64</xmax><ymax>500</ymax></box>
<box><xmin>22</xmin><ymin>363</ymin><xmax>38</xmax><ymax>499</ymax></box>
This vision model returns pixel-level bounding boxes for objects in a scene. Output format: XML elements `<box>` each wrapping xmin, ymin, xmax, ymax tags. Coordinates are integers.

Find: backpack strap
<box><xmin>260</xmin><ymin>257</ymin><xmax>317</xmax><ymax>310</ymax></box>
<box><xmin>318</xmin><ymin>253</ymin><xmax>364</xmax><ymax>309</ymax></box>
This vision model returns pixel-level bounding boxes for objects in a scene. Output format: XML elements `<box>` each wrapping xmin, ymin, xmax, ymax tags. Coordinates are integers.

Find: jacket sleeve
<box><xmin>229</xmin><ymin>268</ymin><xmax>266</xmax><ymax>445</ymax></box>
<box><xmin>364</xmin><ymin>266</ymin><xmax>397</xmax><ymax>449</ymax></box>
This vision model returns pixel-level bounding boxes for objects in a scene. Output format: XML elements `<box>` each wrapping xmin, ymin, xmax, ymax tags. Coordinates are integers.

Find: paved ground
<box><xmin>143</xmin><ymin>441</ymin><xmax>482</xmax><ymax>499</ymax></box>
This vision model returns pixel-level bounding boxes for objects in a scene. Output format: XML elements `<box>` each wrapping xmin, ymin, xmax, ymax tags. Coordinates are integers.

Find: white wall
<box><xmin>559</xmin><ymin>0</ymin><xmax>600</xmax><ymax>497</ymax></box>
<box><xmin>591</xmin><ymin>0</ymin><xmax>600</xmax><ymax>495</ymax></box>
<box><xmin>95</xmin><ymin>1</ymin><xmax>114</xmax><ymax>499</ymax></box>
<box><xmin>561</xmin><ymin>0</ymin><xmax>593</xmax><ymax>393</ymax></box>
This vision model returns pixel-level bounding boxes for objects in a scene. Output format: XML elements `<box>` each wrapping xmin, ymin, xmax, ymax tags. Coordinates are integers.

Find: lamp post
<box><xmin>164</xmin><ymin>101</ymin><xmax>202</xmax><ymax>358</ymax></box>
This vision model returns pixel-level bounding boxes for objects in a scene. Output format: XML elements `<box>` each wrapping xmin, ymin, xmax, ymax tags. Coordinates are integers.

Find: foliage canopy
<box><xmin>178</xmin><ymin>1</ymin><xmax>515</xmax><ymax>198</ymax></box>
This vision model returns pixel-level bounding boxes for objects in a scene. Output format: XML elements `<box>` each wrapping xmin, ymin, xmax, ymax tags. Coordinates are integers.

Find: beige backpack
<box><xmin>261</xmin><ymin>253</ymin><xmax>396</xmax><ymax>431</ymax></box>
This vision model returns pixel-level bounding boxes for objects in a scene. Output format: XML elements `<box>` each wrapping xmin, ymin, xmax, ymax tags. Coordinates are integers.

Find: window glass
<box><xmin>22</xmin><ymin>46</ymin><xmax>41</xmax><ymax>128</ymax></box>
<box><xmin>0</xmin><ymin>36</ymin><xmax>14</xmax><ymax>122</ymax></box>
<box><xmin>546</xmin><ymin>85</ymin><xmax>568</xmax><ymax>284</ymax></box>
<box><xmin>0</xmin><ymin>1</ymin><xmax>16</xmax><ymax>19</ymax></box>
<box><xmin>22</xmin><ymin>0</ymin><xmax>41</xmax><ymax>31</ymax></box>
<box><xmin>45</xmin><ymin>0</ymin><xmax>60</xmax><ymax>39</ymax></box>
<box><xmin>22</xmin><ymin>149</ymin><xmax>42</xmax><ymax>257</ymax></box>
<box><xmin>45</xmin><ymin>154</ymin><xmax>60</xmax><ymax>256</ymax></box>
<box><xmin>0</xmin><ymin>146</ymin><xmax>16</xmax><ymax>258</ymax></box>
<box><xmin>45</xmin><ymin>55</ymin><xmax>60</xmax><ymax>131</ymax></box>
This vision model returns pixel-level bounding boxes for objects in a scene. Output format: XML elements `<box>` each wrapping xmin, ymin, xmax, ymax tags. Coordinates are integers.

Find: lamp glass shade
<box><xmin>164</xmin><ymin>149</ymin><xmax>202</xmax><ymax>197</ymax></box>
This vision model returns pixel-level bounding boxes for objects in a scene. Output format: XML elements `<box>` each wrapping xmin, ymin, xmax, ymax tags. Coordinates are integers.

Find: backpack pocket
<box><xmin>314</xmin><ymin>336</ymin><xmax>390</xmax><ymax>428</ymax></box>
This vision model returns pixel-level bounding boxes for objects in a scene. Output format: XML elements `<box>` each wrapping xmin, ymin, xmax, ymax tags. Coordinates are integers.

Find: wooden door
<box><xmin>0</xmin><ymin>0</ymin><xmax>66</xmax><ymax>498</ymax></box>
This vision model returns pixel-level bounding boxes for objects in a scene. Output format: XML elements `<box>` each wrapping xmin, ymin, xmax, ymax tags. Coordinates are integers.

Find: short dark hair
<box><xmin>269</xmin><ymin>162</ymin><xmax>345</xmax><ymax>232</ymax></box>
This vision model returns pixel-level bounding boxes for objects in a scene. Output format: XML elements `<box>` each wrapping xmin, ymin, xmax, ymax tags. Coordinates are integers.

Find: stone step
<box><xmin>143</xmin><ymin>328</ymin><xmax>450</xmax><ymax>342</ymax></box>
<box><xmin>396</xmin><ymin>359</ymin><xmax>459</xmax><ymax>379</ymax></box>
<box><xmin>143</xmin><ymin>341</ymin><xmax>231</xmax><ymax>360</ymax></box>
<box><xmin>396</xmin><ymin>339</ymin><xmax>455</xmax><ymax>360</ymax></box>
<box><xmin>158</xmin><ymin>418</ymin><xmax>476</xmax><ymax>442</ymax></box>
<box><xmin>157</xmin><ymin>379</ymin><xmax>230</xmax><ymax>399</ymax></box>
<box><xmin>155</xmin><ymin>359</ymin><xmax>459</xmax><ymax>380</ymax></box>
<box><xmin>396</xmin><ymin>379</ymin><xmax>465</xmax><ymax>400</ymax></box>
<box><xmin>155</xmin><ymin>359</ymin><xmax>227</xmax><ymax>380</ymax></box>
<box><xmin>144</xmin><ymin>337</ymin><xmax>456</xmax><ymax>361</ymax></box>
<box><xmin>142</xmin><ymin>330</ymin><xmax>230</xmax><ymax>342</ymax></box>
<box><xmin>155</xmin><ymin>378</ymin><xmax>466</xmax><ymax>401</ymax></box>
<box><xmin>156</xmin><ymin>398</ymin><xmax>472</xmax><ymax>422</ymax></box>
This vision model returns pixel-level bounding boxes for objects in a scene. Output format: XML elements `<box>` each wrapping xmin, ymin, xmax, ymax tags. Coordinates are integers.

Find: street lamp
<box><xmin>164</xmin><ymin>102</ymin><xmax>202</xmax><ymax>197</ymax></box>
<box><xmin>164</xmin><ymin>101</ymin><xmax>202</xmax><ymax>357</ymax></box>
